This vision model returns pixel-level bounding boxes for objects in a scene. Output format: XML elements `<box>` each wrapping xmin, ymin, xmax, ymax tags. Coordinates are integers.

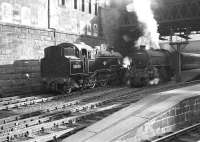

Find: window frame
<box><xmin>82</xmin><ymin>0</ymin><xmax>85</xmax><ymax>12</ymax></box>
<box><xmin>74</xmin><ymin>0</ymin><xmax>78</xmax><ymax>9</ymax></box>
<box><xmin>89</xmin><ymin>0</ymin><xmax>91</xmax><ymax>14</ymax></box>
<box><xmin>58</xmin><ymin>0</ymin><xmax>66</xmax><ymax>7</ymax></box>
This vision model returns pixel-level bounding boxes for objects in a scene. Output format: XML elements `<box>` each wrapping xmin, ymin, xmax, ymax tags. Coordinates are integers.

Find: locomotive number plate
<box><xmin>70</xmin><ymin>60</ymin><xmax>84</xmax><ymax>75</ymax></box>
<box><xmin>73</xmin><ymin>64</ymin><xmax>82</xmax><ymax>69</ymax></box>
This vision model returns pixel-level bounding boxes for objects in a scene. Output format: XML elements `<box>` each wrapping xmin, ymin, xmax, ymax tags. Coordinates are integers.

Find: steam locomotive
<box><xmin>41</xmin><ymin>42</ymin><xmax>123</xmax><ymax>93</ymax></box>
<box><xmin>125</xmin><ymin>47</ymin><xmax>200</xmax><ymax>87</ymax></box>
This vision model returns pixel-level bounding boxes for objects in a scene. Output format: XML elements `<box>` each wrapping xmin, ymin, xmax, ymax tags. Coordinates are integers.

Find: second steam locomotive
<box><xmin>125</xmin><ymin>46</ymin><xmax>200</xmax><ymax>87</ymax></box>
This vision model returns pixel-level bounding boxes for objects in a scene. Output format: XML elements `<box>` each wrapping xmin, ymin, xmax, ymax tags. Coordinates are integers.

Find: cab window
<box><xmin>88</xmin><ymin>51</ymin><xmax>91</xmax><ymax>59</ymax></box>
<box><xmin>81</xmin><ymin>49</ymin><xmax>87</xmax><ymax>57</ymax></box>
<box><xmin>64</xmin><ymin>47</ymin><xmax>74</xmax><ymax>56</ymax></box>
<box><xmin>64</xmin><ymin>46</ymin><xmax>79</xmax><ymax>57</ymax></box>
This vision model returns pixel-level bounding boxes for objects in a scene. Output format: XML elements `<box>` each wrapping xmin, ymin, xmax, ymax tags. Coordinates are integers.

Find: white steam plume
<box><xmin>127</xmin><ymin>0</ymin><xmax>160</xmax><ymax>49</ymax></box>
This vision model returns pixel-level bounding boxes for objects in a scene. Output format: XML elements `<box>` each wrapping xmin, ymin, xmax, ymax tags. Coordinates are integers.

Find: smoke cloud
<box><xmin>127</xmin><ymin>0</ymin><xmax>160</xmax><ymax>50</ymax></box>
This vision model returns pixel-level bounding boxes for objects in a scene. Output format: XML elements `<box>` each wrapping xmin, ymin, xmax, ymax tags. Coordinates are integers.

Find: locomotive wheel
<box><xmin>89</xmin><ymin>78</ymin><xmax>97</xmax><ymax>88</ymax></box>
<box><xmin>42</xmin><ymin>82</ymin><xmax>50</xmax><ymax>93</ymax></box>
<box><xmin>90</xmin><ymin>82</ymin><xmax>96</xmax><ymax>88</ymax></box>
<box><xmin>100</xmin><ymin>80</ymin><xmax>108</xmax><ymax>87</ymax></box>
<box><xmin>49</xmin><ymin>82</ymin><xmax>57</xmax><ymax>92</ymax></box>
<box><xmin>63</xmin><ymin>86</ymin><xmax>72</xmax><ymax>94</ymax></box>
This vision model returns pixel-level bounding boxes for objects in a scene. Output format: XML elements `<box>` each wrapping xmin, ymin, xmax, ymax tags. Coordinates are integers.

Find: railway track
<box><xmin>0</xmin><ymin>87</ymin><xmax>128</xmax><ymax>142</ymax></box>
<box><xmin>1</xmin><ymin>80</ymin><xmax>200</xmax><ymax>142</ymax></box>
<box><xmin>152</xmin><ymin>122</ymin><xmax>200</xmax><ymax>142</ymax></box>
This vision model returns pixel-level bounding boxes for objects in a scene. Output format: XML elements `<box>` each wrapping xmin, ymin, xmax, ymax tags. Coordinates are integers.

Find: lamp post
<box><xmin>169</xmin><ymin>28</ymin><xmax>189</xmax><ymax>82</ymax></box>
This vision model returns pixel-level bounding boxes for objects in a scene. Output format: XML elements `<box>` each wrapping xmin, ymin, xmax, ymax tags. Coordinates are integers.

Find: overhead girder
<box><xmin>154</xmin><ymin>0</ymin><xmax>200</xmax><ymax>36</ymax></box>
<box><xmin>118</xmin><ymin>0</ymin><xmax>200</xmax><ymax>37</ymax></box>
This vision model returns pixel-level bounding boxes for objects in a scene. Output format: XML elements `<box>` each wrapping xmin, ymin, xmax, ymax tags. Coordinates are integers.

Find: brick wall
<box><xmin>117</xmin><ymin>96</ymin><xmax>200</xmax><ymax>142</ymax></box>
<box><xmin>0</xmin><ymin>23</ymin><xmax>105</xmax><ymax>96</ymax></box>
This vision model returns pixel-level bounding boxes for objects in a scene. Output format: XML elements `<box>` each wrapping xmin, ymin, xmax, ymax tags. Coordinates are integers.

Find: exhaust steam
<box><xmin>127</xmin><ymin>0</ymin><xmax>160</xmax><ymax>50</ymax></box>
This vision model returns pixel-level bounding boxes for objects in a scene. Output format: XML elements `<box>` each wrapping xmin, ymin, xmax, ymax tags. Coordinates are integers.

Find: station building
<box><xmin>0</xmin><ymin>0</ymin><xmax>112</xmax><ymax>64</ymax></box>
<box><xmin>0</xmin><ymin>0</ymin><xmax>111</xmax><ymax>95</ymax></box>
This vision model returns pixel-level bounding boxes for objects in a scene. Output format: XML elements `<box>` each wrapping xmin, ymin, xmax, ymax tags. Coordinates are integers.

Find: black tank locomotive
<box><xmin>41</xmin><ymin>43</ymin><xmax>123</xmax><ymax>93</ymax></box>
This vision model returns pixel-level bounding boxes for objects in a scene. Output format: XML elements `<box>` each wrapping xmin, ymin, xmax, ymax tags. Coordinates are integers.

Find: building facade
<box><xmin>0</xmin><ymin>0</ymin><xmax>110</xmax><ymax>95</ymax></box>
<box><xmin>0</xmin><ymin>0</ymin><xmax>110</xmax><ymax>65</ymax></box>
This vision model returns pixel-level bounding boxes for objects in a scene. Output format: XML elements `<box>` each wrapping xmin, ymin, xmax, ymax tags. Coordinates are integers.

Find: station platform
<box><xmin>62</xmin><ymin>83</ymin><xmax>200</xmax><ymax>142</ymax></box>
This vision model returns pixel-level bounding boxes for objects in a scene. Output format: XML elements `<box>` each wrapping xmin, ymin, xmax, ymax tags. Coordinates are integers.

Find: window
<box><xmin>74</xmin><ymin>0</ymin><xmax>77</xmax><ymax>9</ymax></box>
<box><xmin>93</xmin><ymin>24</ymin><xmax>98</xmax><ymax>36</ymax></box>
<box><xmin>61</xmin><ymin>0</ymin><xmax>65</xmax><ymax>5</ymax></box>
<box><xmin>58</xmin><ymin>0</ymin><xmax>65</xmax><ymax>6</ymax></box>
<box><xmin>88</xmin><ymin>52</ymin><xmax>91</xmax><ymax>59</ymax></box>
<box><xmin>64</xmin><ymin>46</ymin><xmax>80</xmax><ymax>57</ymax></box>
<box><xmin>95</xmin><ymin>1</ymin><xmax>98</xmax><ymax>15</ymax></box>
<box><xmin>82</xmin><ymin>0</ymin><xmax>85</xmax><ymax>11</ymax></box>
<box><xmin>89</xmin><ymin>0</ymin><xmax>91</xmax><ymax>14</ymax></box>
<box><xmin>81</xmin><ymin>49</ymin><xmax>87</xmax><ymax>57</ymax></box>
<box><xmin>87</xmin><ymin>23</ymin><xmax>92</xmax><ymax>35</ymax></box>
<box><xmin>64</xmin><ymin>48</ymin><xmax>74</xmax><ymax>56</ymax></box>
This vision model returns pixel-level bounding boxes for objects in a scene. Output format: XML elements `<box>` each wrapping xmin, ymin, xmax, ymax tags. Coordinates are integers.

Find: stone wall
<box><xmin>118</xmin><ymin>96</ymin><xmax>200</xmax><ymax>142</ymax></box>
<box><xmin>0</xmin><ymin>0</ymin><xmax>48</xmax><ymax>28</ymax></box>
<box><xmin>0</xmin><ymin>23</ymin><xmax>104</xmax><ymax>96</ymax></box>
<box><xmin>0</xmin><ymin>0</ymin><xmax>107</xmax><ymax>96</ymax></box>
<box><xmin>50</xmin><ymin>0</ymin><xmax>100</xmax><ymax>36</ymax></box>
<box><xmin>0</xmin><ymin>60</ymin><xmax>41</xmax><ymax>96</ymax></box>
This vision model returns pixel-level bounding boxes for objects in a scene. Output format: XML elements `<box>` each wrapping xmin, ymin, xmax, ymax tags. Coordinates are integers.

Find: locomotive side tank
<box><xmin>41</xmin><ymin>43</ymin><xmax>84</xmax><ymax>93</ymax></box>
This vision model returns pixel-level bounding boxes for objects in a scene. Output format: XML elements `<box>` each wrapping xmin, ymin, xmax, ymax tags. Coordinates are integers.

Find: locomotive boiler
<box><xmin>41</xmin><ymin>42</ymin><xmax>123</xmax><ymax>93</ymax></box>
<box><xmin>125</xmin><ymin>47</ymin><xmax>200</xmax><ymax>87</ymax></box>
